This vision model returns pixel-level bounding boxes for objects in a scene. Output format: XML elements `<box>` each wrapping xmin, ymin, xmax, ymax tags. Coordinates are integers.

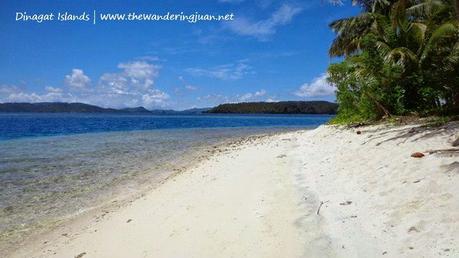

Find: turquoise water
<box><xmin>0</xmin><ymin>113</ymin><xmax>332</xmax><ymax>250</ymax></box>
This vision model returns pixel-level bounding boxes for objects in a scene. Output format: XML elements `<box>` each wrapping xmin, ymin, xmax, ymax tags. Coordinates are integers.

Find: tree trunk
<box><xmin>364</xmin><ymin>91</ymin><xmax>391</xmax><ymax>117</ymax></box>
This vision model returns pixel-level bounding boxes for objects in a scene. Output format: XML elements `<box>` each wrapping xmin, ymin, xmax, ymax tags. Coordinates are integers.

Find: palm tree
<box><xmin>329</xmin><ymin>0</ymin><xmax>459</xmax><ymax>113</ymax></box>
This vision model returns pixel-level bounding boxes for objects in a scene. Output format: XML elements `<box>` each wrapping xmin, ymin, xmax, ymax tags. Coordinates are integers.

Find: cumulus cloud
<box><xmin>0</xmin><ymin>60</ymin><xmax>170</xmax><ymax>109</ymax></box>
<box><xmin>239</xmin><ymin>89</ymin><xmax>267</xmax><ymax>102</ymax></box>
<box><xmin>45</xmin><ymin>86</ymin><xmax>63</xmax><ymax>93</ymax></box>
<box><xmin>227</xmin><ymin>4</ymin><xmax>302</xmax><ymax>40</ymax></box>
<box><xmin>96</xmin><ymin>61</ymin><xmax>167</xmax><ymax>108</ymax></box>
<box><xmin>117</xmin><ymin>61</ymin><xmax>159</xmax><ymax>88</ymax></box>
<box><xmin>186</xmin><ymin>60</ymin><xmax>252</xmax><ymax>80</ymax></box>
<box><xmin>64</xmin><ymin>69</ymin><xmax>90</xmax><ymax>90</ymax></box>
<box><xmin>142</xmin><ymin>89</ymin><xmax>169</xmax><ymax>107</ymax></box>
<box><xmin>0</xmin><ymin>84</ymin><xmax>73</xmax><ymax>103</ymax></box>
<box><xmin>295</xmin><ymin>74</ymin><xmax>336</xmax><ymax>98</ymax></box>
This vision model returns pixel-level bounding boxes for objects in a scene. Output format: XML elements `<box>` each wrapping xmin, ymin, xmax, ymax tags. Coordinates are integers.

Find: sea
<box><xmin>0</xmin><ymin>113</ymin><xmax>333</xmax><ymax>250</ymax></box>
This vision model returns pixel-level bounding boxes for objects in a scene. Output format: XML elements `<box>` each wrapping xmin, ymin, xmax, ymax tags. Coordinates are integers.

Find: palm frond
<box><xmin>421</xmin><ymin>21</ymin><xmax>459</xmax><ymax>60</ymax></box>
<box><xmin>384</xmin><ymin>47</ymin><xmax>419</xmax><ymax>67</ymax></box>
<box><xmin>406</xmin><ymin>0</ymin><xmax>445</xmax><ymax>18</ymax></box>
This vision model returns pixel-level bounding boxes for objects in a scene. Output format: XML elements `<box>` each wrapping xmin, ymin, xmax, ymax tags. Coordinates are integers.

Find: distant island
<box><xmin>0</xmin><ymin>101</ymin><xmax>337</xmax><ymax>115</ymax></box>
<box><xmin>206</xmin><ymin>101</ymin><xmax>337</xmax><ymax>114</ymax></box>
<box><xmin>0</xmin><ymin>102</ymin><xmax>210</xmax><ymax>115</ymax></box>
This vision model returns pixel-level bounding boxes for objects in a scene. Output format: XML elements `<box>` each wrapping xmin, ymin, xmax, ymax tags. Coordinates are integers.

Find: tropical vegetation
<box><xmin>206</xmin><ymin>101</ymin><xmax>338</xmax><ymax>114</ymax></box>
<box><xmin>327</xmin><ymin>0</ymin><xmax>459</xmax><ymax>123</ymax></box>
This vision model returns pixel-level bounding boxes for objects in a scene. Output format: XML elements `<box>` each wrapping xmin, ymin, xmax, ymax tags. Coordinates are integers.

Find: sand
<box><xmin>7</xmin><ymin>122</ymin><xmax>459</xmax><ymax>258</ymax></box>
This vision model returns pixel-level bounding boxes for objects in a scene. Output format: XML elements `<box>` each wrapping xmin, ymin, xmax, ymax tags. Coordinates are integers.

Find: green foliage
<box><xmin>206</xmin><ymin>101</ymin><xmax>338</xmax><ymax>114</ymax></box>
<box><xmin>328</xmin><ymin>0</ymin><xmax>459</xmax><ymax>123</ymax></box>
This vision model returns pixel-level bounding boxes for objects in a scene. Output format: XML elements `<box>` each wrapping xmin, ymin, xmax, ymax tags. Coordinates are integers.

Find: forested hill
<box><xmin>0</xmin><ymin>102</ymin><xmax>151</xmax><ymax>114</ymax></box>
<box><xmin>206</xmin><ymin>101</ymin><xmax>338</xmax><ymax>114</ymax></box>
<box><xmin>0</xmin><ymin>101</ymin><xmax>337</xmax><ymax>114</ymax></box>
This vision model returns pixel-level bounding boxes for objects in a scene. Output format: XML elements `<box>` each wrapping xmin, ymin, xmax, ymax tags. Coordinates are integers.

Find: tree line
<box><xmin>328</xmin><ymin>0</ymin><xmax>459</xmax><ymax>123</ymax></box>
<box><xmin>206</xmin><ymin>101</ymin><xmax>338</xmax><ymax>114</ymax></box>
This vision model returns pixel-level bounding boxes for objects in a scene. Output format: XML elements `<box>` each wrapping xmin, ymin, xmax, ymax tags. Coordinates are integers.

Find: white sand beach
<box><xmin>9</xmin><ymin>122</ymin><xmax>459</xmax><ymax>258</ymax></box>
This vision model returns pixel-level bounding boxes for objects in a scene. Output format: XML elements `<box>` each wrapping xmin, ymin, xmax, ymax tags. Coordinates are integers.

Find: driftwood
<box><xmin>316</xmin><ymin>200</ymin><xmax>329</xmax><ymax>215</ymax></box>
<box><xmin>425</xmin><ymin>148</ymin><xmax>459</xmax><ymax>154</ymax></box>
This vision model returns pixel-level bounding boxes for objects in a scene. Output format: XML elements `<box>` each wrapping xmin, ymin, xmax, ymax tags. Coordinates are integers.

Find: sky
<box><xmin>0</xmin><ymin>0</ymin><xmax>360</xmax><ymax>110</ymax></box>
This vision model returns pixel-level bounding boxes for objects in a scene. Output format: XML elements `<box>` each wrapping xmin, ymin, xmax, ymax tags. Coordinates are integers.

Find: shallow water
<box><xmin>0</xmin><ymin>114</ymin><xmax>332</xmax><ymax>250</ymax></box>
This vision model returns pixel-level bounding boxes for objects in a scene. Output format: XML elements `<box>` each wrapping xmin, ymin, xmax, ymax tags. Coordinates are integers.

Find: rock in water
<box><xmin>411</xmin><ymin>152</ymin><xmax>425</xmax><ymax>158</ymax></box>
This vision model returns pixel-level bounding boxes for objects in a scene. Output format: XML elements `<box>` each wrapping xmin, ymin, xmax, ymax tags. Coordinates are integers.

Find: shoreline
<box><xmin>6</xmin><ymin>122</ymin><xmax>459</xmax><ymax>257</ymax></box>
<box><xmin>0</xmin><ymin>128</ymin><xmax>299</xmax><ymax>257</ymax></box>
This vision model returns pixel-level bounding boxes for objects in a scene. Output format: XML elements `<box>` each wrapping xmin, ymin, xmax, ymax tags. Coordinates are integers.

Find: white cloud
<box><xmin>142</xmin><ymin>89</ymin><xmax>170</xmax><ymax>106</ymax></box>
<box><xmin>45</xmin><ymin>86</ymin><xmax>63</xmax><ymax>93</ymax></box>
<box><xmin>64</xmin><ymin>69</ymin><xmax>90</xmax><ymax>90</ymax></box>
<box><xmin>239</xmin><ymin>89</ymin><xmax>267</xmax><ymax>102</ymax></box>
<box><xmin>186</xmin><ymin>61</ymin><xmax>252</xmax><ymax>80</ymax></box>
<box><xmin>96</xmin><ymin>60</ymin><xmax>167</xmax><ymax>108</ymax></box>
<box><xmin>227</xmin><ymin>4</ymin><xmax>302</xmax><ymax>40</ymax></box>
<box><xmin>0</xmin><ymin>60</ymin><xmax>169</xmax><ymax>109</ymax></box>
<box><xmin>239</xmin><ymin>93</ymin><xmax>253</xmax><ymax>102</ymax></box>
<box><xmin>255</xmin><ymin>89</ymin><xmax>266</xmax><ymax>97</ymax></box>
<box><xmin>99</xmin><ymin>73</ymin><xmax>129</xmax><ymax>95</ymax></box>
<box><xmin>118</xmin><ymin>61</ymin><xmax>157</xmax><ymax>79</ymax></box>
<box><xmin>295</xmin><ymin>74</ymin><xmax>336</xmax><ymax>98</ymax></box>
<box><xmin>0</xmin><ymin>85</ymin><xmax>72</xmax><ymax>103</ymax></box>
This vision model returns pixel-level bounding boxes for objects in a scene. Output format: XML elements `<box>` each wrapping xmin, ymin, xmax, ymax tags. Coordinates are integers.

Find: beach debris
<box><xmin>339</xmin><ymin>200</ymin><xmax>352</xmax><ymax>206</ymax></box>
<box><xmin>349</xmin><ymin>122</ymin><xmax>366</xmax><ymax>128</ymax></box>
<box><xmin>126</xmin><ymin>219</ymin><xmax>132</xmax><ymax>223</ymax></box>
<box><xmin>356</xmin><ymin>130</ymin><xmax>362</xmax><ymax>135</ymax></box>
<box><xmin>408</xmin><ymin>226</ymin><xmax>419</xmax><ymax>233</ymax></box>
<box><xmin>413</xmin><ymin>179</ymin><xmax>422</xmax><ymax>183</ymax></box>
<box><xmin>411</xmin><ymin>152</ymin><xmax>425</xmax><ymax>158</ymax></box>
<box><xmin>382</xmin><ymin>251</ymin><xmax>388</xmax><ymax>255</ymax></box>
<box><xmin>426</xmin><ymin>148</ymin><xmax>459</xmax><ymax>154</ymax></box>
<box><xmin>316</xmin><ymin>200</ymin><xmax>329</xmax><ymax>215</ymax></box>
<box><xmin>276</xmin><ymin>154</ymin><xmax>287</xmax><ymax>158</ymax></box>
<box><xmin>453</xmin><ymin>137</ymin><xmax>459</xmax><ymax>147</ymax></box>
<box><xmin>408</xmin><ymin>128</ymin><xmax>416</xmax><ymax>133</ymax></box>
<box><xmin>75</xmin><ymin>252</ymin><xmax>86</xmax><ymax>258</ymax></box>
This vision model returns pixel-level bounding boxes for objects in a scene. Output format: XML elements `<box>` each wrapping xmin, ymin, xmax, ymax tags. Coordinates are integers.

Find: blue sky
<box><xmin>0</xmin><ymin>0</ymin><xmax>360</xmax><ymax>110</ymax></box>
